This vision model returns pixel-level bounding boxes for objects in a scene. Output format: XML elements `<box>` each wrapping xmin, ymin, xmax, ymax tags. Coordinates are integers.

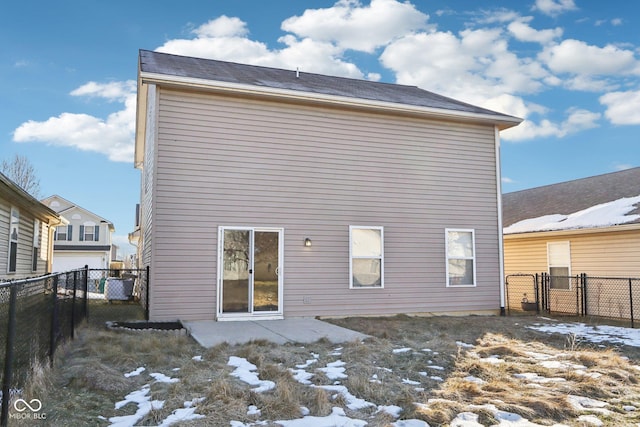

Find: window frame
<box><xmin>32</xmin><ymin>219</ymin><xmax>40</xmax><ymax>272</ymax></box>
<box><xmin>445</xmin><ymin>228</ymin><xmax>477</xmax><ymax>288</ymax></box>
<box><xmin>349</xmin><ymin>225</ymin><xmax>384</xmax><ymax>289</ymax></box>
<box><xmin>8</xmin><ymin>207</ymin><xmax>19</xmax><ymax>274</ymax></box>
<box><xmin>55</xmin><ymin>224</ymin><xmax>72</xmax><ymax>241</ymax></box>
<box><xmin>547</xmin><ymin>241</ymin><xmax>571</xmax><ymax>290</ymax></box>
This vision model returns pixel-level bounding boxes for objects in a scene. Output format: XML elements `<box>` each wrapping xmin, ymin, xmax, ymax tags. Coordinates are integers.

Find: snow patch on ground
<box><xmin>227</xmin><ymin>356</ymin><xmax>276</xmax><ymax>393</ymax></box>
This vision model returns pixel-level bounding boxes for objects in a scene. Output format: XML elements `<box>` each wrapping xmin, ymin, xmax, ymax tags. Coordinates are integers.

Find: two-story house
<box><xmin>1</xmin><ymin>172</ymin><xmax>62</xmax><ymax>280</ymax></box>
<box><xmin>134</xmin><ymin>50</ymin><xmax>522</xmax><ymax>321</ymax></box>
<box><xmin>41</xmin><ymin>195</ymin><xmax>115</xmax><ymax>272</ymax></box>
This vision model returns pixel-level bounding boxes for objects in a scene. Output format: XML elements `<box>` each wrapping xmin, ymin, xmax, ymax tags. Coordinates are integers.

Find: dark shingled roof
<box><xmin>139</xmin><ymin>50</ymin><xmax>520</xmax><ymax>121</ymax></box>
<box><xmin>503</xmin><ymin>167</ymin><xmax>640</xmax><ymax>228</ymax></box>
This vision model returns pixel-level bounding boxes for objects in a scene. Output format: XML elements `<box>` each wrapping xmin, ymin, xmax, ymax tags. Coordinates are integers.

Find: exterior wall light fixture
<box><xmin>304</xmin><ymin>238</ymin><xmax>312</xmax><ymax>247</ymax></box>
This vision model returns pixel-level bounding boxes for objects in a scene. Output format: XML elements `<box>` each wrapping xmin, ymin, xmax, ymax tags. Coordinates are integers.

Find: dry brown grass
<box><xmin>22</xmin><ymin>309</ymin><xmax>640</xmax><ymax>426</ymax></box>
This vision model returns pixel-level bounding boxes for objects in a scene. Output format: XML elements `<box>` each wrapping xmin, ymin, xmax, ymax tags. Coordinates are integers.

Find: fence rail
<box><xmin>0</xmin><ymin>266</ymin><xmax>148</xmax><ymax>426</ymax></box>
<box><xmin>506</xmin><ymin>273</ymin><xmax>640</xmax><ymax>327</ymax></box>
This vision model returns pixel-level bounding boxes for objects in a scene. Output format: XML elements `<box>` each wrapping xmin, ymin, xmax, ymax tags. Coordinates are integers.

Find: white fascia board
<box><xmin>139</xmin><ymin>71</ymin><xmax>523</xmax><ymax>130</ymax></box>
<box><xmin>504</xmin><ymin>223</ymin><xmax>640</xmax><ymax>239</ymax></box>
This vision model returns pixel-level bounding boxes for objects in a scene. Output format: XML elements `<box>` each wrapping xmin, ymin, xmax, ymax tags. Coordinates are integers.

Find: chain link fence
<box><xmin>0</xmin><ymin>266</ymin><xmax>149</xmax><ymax>425</ymax></box>
<box><xmin>506</xmin><ymin>273</ymin><xmax>640</xmax><ymax>327</ymax></box>
<box><xmin>0</xmin><ymin>269</ymin><xmax>87</xmax><ymax>425</ymax></box>
<box><xmin>85</xmin><ymin>268</ymin><xmax>148</xmax><ymax>307</ymax></box>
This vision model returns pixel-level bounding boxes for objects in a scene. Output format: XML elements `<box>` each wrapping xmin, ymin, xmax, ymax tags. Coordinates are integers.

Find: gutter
<box><xmin>503</xmin><ymin>222</ymin><xmax>640</xmax><ymax>239</ymax></box>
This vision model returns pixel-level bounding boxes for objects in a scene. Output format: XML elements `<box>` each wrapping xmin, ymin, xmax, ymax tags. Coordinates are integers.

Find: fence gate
<box><xmin>505</xmin><ymin>274</ymin><xmax>538</xmax><ymax>314</ymax></box>
<box><xmin>539</xmin><ymin>273</ymin><xmax>586</xmax><ymax>316</ymax></box>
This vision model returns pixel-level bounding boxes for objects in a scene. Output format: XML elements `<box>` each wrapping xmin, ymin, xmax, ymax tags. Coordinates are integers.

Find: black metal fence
<box><xmin>0</xmin><ymin>266</ymin><xmax>149</xmax><ymax>425</ymax></box>
<box><xmin>506</xmin><ymin>273</ymin><xmax>640</xmax><ymax>327</ymax></box>
<box><xmin>0</xmin><ymin>268</ymin><xmax>87</xmax><ymax>425</ymax></box>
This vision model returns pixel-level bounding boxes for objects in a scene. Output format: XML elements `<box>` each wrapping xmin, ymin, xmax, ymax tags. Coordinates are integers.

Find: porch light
<box><xmin>304</xmin><ymin>238</ymin><xmax>312</xmax><ymax>247</ymax></box>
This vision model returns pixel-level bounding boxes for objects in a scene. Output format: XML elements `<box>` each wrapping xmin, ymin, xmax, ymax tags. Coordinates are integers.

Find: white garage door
<box><xmin>52</xmin><ymin>254</ymin><xmax>105</xmax><ymax>272</ymax></box>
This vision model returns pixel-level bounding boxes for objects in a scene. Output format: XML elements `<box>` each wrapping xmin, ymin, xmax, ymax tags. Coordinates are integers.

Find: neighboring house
<box><xmin>134</xmin><ymin>50</ymin><xmax>522</xmax><ymax>321</ymax></box>
<box><xmin>41</xmin><ymin>195</ymin><xmax>115</xmax><ymax>272</ymax></box>
<box><xmin>0</xmin><ymin>172</ymin><xmax>62</xmax><ymax>280</ymax></box>
<box><xmin>503</xmin><ymin>167</ymin><xmax>640</xmax><ymax>280</ymax></box>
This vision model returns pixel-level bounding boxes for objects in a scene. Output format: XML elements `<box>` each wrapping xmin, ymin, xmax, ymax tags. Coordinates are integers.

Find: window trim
<box><xmin>55</xmin><ymin>224</ymin><xmax>72</xmax><ymax>241</ymax></box>
<box><xmin>80</xmin><ymin>224</ymin><xmax>100</xmax><ymax>242</ymax></box>
<box><xmin>8</xmin><ymin>207</ymin><xmax>19</xmax><ymax>274</ymax></box>
<box><xmin>349</xmin><ymin>225</ymin><xmax>384</xmax><ymax>289</ymax></box>
<box><xmin>32</xmin><ymin>219</ymin><xmax>40</xmax><ymax>272</ymax></box>
<box><xmin>445</xmin><ymin>228</ymin><xmax>477</xmax><ymax>288</ymax></box>
<box><xmin>547</xmin><ymin>241</ymin><xmax>572</xmax><ymax>290</ymax></box>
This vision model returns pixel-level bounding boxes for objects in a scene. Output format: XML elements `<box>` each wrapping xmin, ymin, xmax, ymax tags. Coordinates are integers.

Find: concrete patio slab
<box><xmin>183</xmin><ymin>318</ymin><xmax>369</xmax><ymax>347</ymax></box>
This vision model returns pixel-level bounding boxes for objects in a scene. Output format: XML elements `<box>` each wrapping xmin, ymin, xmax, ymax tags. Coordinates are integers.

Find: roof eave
<box><xmin>504</xmin><ymin>222</ymin><xmax>640</xmax><ymax>239</ymax></box>
<box><xmin>0</xmin><ymin>174</ymin><xmax>62</xmax><ymax>225</ymax></box>
<box><xmin>134</xmin><ymin>63</ymin><xmax>149</xmax><ymax>170</ymax></box>
<box><xmin>138</xmin><ymin>71</ymin><xmax>523</xmax><ymax>130</ymax></box>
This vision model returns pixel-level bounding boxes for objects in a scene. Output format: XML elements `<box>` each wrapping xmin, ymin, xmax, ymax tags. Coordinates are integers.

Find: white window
<box><xmin>80</xmin><ymin>223</ymin><xmax>99</xmax><ymax>242</ymax></box>
<box><xmin>55</xmin><ymin>225</ymin><xmax>72</xmax><ymax>241</ymax></box>
<box><xmin>32</xmin><ymin>219</ymin><xmax>40</xmax><ymax>272</ymax></box>
<box><xmin>548</xmin><ymin>241</ymin><xmax>571</xmax><ymax>290</ymax></box>
<box><xmin>8</xmin><ymin>207</ymin><xmax>19</xmax><ymax>273</ymax></box>
<box><xmin>446</xmin><ymin>229</ymin><xmax>476</xmax><ymax>287</ymax></box>
<box><xmin>349</xmin><ymin>226</ymin><xmax>384</xmax><ymax>288</ymax></box>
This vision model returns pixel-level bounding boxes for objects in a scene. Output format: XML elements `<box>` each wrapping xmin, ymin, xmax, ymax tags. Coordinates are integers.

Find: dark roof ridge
<box><xmin>505</xmin><ymin>166</ymin><xmax>640</xmax><ymax>196</ymax></box>
<box><xmin>141</xmin><ymin>49</ymin><xmax>422</xmax><ymax>90</ymax></box>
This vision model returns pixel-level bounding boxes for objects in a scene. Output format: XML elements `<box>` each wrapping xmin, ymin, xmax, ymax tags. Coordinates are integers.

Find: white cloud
<box><xmin>380</xmin><ymin>27</ymin><xmax>550</xmax><ymax>107</ymax></box>
<box><xmin>156</xmin><ymin>17</ymin><xmax>365</xmax><ymax>79</ymax></box>
<box><xmin>507</xmin><ymin>19</ymin><xmax>563</xmax><ymax>44</ymax></box>
<box><xmin>71</xmin><ymin>80</ymin><xmax>136</xmax><ymax>101</ymax></box>
<box><xmin>281</xmin><ymin>0</ymin><xmax>429</xmax><ymax>53</ymax></box>
<box><xmin>540</xmin><ymin>39</ymin><xmax>639</xmax><ymax>76</ymax></box>
<box><xmin>191</xmin><ymin>15</ymin><xmax>248</xmax><ymax>38</ymax></box>
<box><xmin>600</xmin><ymin>90</ymin><xmax>640</xmax><ymax>125</ymax></box>
<box><xmin>501</xmin><ymin>108</ymin><xmax>600</xmax><ymax>141</ymax></box>
<box><xmin>532</xmin><ymin>0</ymin><xmax>577</xmax><ymax>17</ymax></box>
<box><xmin>13</xmin><ymin>81</ymin><xmax>136</xmax><ymax>162</ymax></box>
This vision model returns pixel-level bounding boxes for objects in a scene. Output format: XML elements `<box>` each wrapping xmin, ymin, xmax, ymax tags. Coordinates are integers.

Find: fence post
<box><xmin>1</xmin><ymin>286</ymin><xmax>18</xmax><ymax>427</ymax></box>
<box><xmin>83</xmin><ymin>265</ymin><xmax>89</xmax><ymax>322</ymax></box>
<box><xmin>534</xmin><ymin>274</ymin><xmax>540</xmax><ymax>314</ymax></box>
<box><xmin>581</xmin><ymin>273</ymin><xmax>588</xmax><ymax>316</ymax></box>
<box><xmin>145</xmin><ymin>265</ymin><xmax>150</xmax><ymax>321</ymax></box>
<box><xmin>50</xmin><ymin>275</ymin><xmax>59</xmax><ymax>364</ymax></box>
<box><xmin>71</xmin><ymin>270</ymin><xmax>78</xmax><ymax>339</ymax></box>
<box><xmin>630</xmin><ymin>278</ymin><xmax>635</xmax><ymax>328</ymax></box>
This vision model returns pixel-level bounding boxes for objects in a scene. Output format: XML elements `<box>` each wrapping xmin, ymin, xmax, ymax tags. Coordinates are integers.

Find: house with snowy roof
<box><xmin>134</xmin><ymin>50</ymin><xmax>522</xmax><ymax>321</ymax></box>
<box><xmin>503</xmin><ymin>167</ymin><xmax>640</xmax><ymax>282</ymax></box>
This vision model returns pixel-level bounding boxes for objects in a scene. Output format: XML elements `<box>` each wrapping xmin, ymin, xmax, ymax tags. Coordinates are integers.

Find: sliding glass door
<box><xmin>219</xmin><ymin>227</ymin><xmax>282</xmax><ymax>317</ymax></box>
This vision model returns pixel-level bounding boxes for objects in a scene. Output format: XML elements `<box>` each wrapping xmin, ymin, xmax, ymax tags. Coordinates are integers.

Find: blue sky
<box><xmin>2</xmin><ymin>0</ymin><xmax>639</xmax><ymax>256</ymax></box>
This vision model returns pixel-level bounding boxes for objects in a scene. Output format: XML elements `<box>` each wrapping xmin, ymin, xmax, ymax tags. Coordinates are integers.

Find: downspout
<box><xmin>494</xmin><ymin>126</ymin><xmax>506</xmax><ymax>315</ymax></box>
<box><xmin>46</xmin><ymin>216</ymin><xmax>66</xmax><ymax>274</ymax></box>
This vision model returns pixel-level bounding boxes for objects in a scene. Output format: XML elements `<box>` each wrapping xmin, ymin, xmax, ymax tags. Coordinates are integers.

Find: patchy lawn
<box><xmin>24</xmin><ymin>304</ymin><xmax>640</xmax><ymax>426</ymax></box>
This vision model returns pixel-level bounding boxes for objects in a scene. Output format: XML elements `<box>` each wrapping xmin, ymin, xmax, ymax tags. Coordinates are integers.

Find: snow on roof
<box><xmin>504</xmin><ymin>194</ymin><xmax>640</xmax><ymax>235</ymax></box>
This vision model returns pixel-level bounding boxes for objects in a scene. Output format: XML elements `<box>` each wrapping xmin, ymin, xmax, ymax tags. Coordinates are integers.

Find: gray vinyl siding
<box><xmin>150</xmin><ymin>87</ymin><xmax>501</xmax><ymax>321</ymax></box>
